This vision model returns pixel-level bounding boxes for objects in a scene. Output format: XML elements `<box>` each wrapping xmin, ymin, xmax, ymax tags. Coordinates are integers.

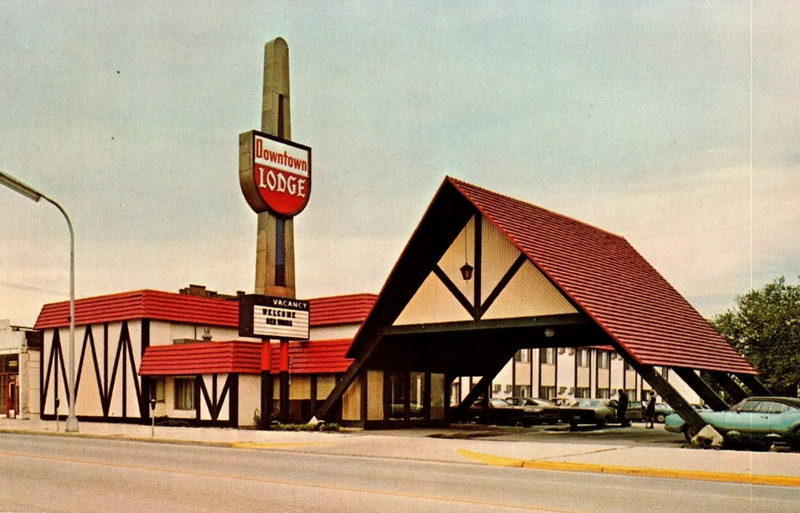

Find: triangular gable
<box><xmin>448</xmin><ymin>177</ymin><xmax>755</xmax><ymax>374</ymax></box>
<box><xmin>394</xmin><ymin>216</ymin><xmax>576</xmax><ymax>325</ymax></box>
<box><xmin>347</xmin><ymin>176</ymin><xmax>753</xmax><ymax>374</ymax></box>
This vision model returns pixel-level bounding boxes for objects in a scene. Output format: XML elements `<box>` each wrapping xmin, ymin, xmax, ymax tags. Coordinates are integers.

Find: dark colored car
<box><xmin>504</xmin><ymin>397</ymin><xmax>560</xmax><ymax>424</ymax></box>
<box><xmin>559</xmin><ymin>398</ymin><xmax>620</xmax><ymax>428</ymax></box>
<box><xmin>468</xmin><ymin>398</ymin><xmax>540</xmax><ymax>426</ymax></box>
<box><xmin>627</xmin><ymin>401</ymin><xmax>645</xmax><ymax>422</ymax></box>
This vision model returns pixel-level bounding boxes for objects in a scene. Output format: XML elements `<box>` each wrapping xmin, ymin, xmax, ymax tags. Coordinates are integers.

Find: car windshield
<box><xmin>576</xmin><ymin>399</ymin><xmax>603</xmax><ymax>407</ymax></box>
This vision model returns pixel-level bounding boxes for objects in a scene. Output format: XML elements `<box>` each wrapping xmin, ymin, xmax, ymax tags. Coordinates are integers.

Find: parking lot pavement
<box><xmin>2</xmin><ymin>417</ymin><xmax>799</xmax><ymax>486</ymax></box>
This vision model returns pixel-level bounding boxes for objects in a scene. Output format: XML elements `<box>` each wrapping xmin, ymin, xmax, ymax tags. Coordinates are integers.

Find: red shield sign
<box><xmin>239</xmin><ymin>131</ymin><xmax>311</xmax><ymax>216</ymax></box>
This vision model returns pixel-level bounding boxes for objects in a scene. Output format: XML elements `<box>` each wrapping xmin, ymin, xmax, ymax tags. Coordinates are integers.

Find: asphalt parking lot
<box><xmin>382</xmin><ymin>420</ymin><xmax>687</xmax><ymax>447</ymax></box>
<box><xmin>415</xmin><ymin>421</ymin><xmax>799</xmax><ymax>453</ymax></box>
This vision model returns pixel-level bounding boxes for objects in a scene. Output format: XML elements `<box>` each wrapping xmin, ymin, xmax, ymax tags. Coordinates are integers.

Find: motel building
<box><xmin>33</xmin><ymin>178</ymin><xmax>765</xmax><ymax>430</ymax></box>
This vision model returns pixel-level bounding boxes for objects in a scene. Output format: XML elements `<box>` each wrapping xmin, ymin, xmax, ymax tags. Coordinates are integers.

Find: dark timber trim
<box><xmin>707</xmin><ymin>371</ymin><xmax>749</xmax><ymax>404</ymax></box>
<box><xmin>736</xmin><ymin>373</ymin><xmax>771</xmax><ymax>396</ymax></box>
<box><xmin>380</xmin><ymin>313</ymin><xmax>588</xmax><ymax>337</ymax></box>
<box><xmin>478</xmin><ymin>254</ymin><xmax>527</xmax><ymax>318</ymax></box>
<box><xmin>473</xmin><ymin>213</ymin><xmax>482</xmax><ymax>313</ymax></box>
<box><xmin>432</xmin><ymin>265</ymin><xmax>475</xmax><ymax>319</ymax></box>
<box><xmin>673</xmin><ymin>367</ymin><xmax>728</xmax><ymax>411</ymax></box>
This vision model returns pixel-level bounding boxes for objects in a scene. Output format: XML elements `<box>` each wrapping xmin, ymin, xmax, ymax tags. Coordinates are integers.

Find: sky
<box><xmin>1</xmin><ymin>1</ymin><xmax>798</xmax><ymax>327</ymax></box>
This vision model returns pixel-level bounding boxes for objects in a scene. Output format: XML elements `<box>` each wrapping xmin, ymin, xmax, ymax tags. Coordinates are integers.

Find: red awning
<box><xmin>139</xmin><ymin>339</ymin><xmax>354</xmax><ymax>376</ymax></box>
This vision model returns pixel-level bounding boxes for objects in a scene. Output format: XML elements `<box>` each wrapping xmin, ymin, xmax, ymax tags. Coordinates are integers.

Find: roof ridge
<box><xmin>446</xmin><ymin>176</ymin><xmax>626</xmax><ymax>241</ymax></box>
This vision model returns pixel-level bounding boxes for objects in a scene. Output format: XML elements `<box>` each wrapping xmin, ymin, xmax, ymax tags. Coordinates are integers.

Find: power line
<box><xmin>0</xmin><ymin>280</ymin><xmax>66</xmax><ymax>296</ymax></box>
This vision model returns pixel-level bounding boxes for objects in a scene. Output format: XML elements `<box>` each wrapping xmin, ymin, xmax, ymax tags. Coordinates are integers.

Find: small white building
<box><xmin>0</xmin><ymin>319</ymin><xmax>40</xmax><ymax>419</ymax></box>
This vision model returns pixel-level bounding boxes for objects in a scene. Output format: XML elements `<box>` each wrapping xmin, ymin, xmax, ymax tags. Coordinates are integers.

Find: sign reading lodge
<box><xmin>239</xmin><ymin>130</ymin><xmax>312</xmax><ymax>217</ymax></box>
<box><xmin>239</xmin><ymin>294</ymin><xmax>310</xmax><ymax>340</ymax></box>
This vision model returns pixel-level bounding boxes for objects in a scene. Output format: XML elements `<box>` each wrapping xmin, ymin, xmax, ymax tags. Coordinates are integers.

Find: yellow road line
<box><xmin>457</xmin><ymin>449</ymin><xmax>800</xmax><ymax>488</ymax></box>
<box><xmin>0</xmin><ymin>449</ymin><xmax>599</xmax><ymax>513</ymax></box>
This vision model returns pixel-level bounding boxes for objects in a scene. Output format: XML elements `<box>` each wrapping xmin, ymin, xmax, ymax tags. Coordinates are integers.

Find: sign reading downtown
<box><xmin>239</xmin><ymin>294</ymin><xmax>310</xmax><ymax>340</ymax></box>
<box><xmin>239</xmin><ymin>130</ymin><xmax>311</xmax><ymax>217</ymax></box>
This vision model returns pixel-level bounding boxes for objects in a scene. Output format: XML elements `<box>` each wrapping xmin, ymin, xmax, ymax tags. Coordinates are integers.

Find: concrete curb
<box><xmin>457</xmin><ymin>449</ymin><xmax>800</xmax><ymax>488</ymax></box>
<box><xmin>0</xmin><ymin>428</ymin><xmax>235</xmax><ymax>448</ymax></box>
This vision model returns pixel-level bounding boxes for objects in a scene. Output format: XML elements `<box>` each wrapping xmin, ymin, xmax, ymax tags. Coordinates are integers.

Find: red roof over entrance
<box><xmin>138</xmin><ymin>339</ymin><xmax>353</xmax><ymax>376</ymax></box>
<box><xmin>448</xmin><ymin>177</ymin><xmax>754</xmax><ymax>374</ymax></box>
<box><xmin>139</xmin><ymin>341</ymin><xmax>262</xmax><ymax>375</ymax></box>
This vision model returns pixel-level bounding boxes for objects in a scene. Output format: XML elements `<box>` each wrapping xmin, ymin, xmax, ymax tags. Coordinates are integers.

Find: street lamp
<box><xmin>0</xmin><ymin>170</ymin><xmax>79</xmax><ymax>433</ymax></box>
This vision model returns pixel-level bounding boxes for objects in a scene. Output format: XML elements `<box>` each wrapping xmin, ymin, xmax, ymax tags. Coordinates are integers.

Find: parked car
<box><xmin>468</xmin><ymin>398</ymin><xmax>540</xmax><ymax>426</ymax></box>
<box><xmin>664</xmin><ymin>396</ymin><xmax>800</xmax><ymax>448</ymax></box>
<box><xmin>559</xmin><ymin>398</ymin><xmax>621</xmax><ymax>428</ymax></box>
<box><xmin>626</xmin><ymin>400</ymin><xmax>645</xmax><ymax>422</ymax></box>
<box><xmin>653</xmin><ymin>403</ymin><xmax>673</xmax><ymax>423</ymax></box>
<box><xmin>504</xmin><ymin>397</ymin><xmax>560</xmax><ymax>424</ymax></box>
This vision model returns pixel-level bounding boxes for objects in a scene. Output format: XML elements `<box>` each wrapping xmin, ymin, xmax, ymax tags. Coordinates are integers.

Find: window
<box><xmin>597</xmin><ymin>351</ymin><xmax>610</xmax><ymax>369</ymax></box>
<box><xmin>597</xmin><ymin>388</ymin><xmax>610</xmax><ymax>399</ymax></box>
<box><xmin>504</xmin><ymin>384</ymin><xmax>513</xmax><ymax>393</ymax></box>
<box><xmin>492</xmin><ymin>384</ymin><xmax>502</xmax><ymax>393</ymax></box>
<box><xmin>513</xmin><ymin>385</ymin><xmax>530</xmax><ymax>397</ymax></box>
<box><xmin>739</xmin><ymin>400</ymin><xmax>764</xmax><ymax>413</ymax></box>
<box><xmin>575</xmin><ymin>387</ymin><xmax>590</xmax><ymax>398</ymax></box>
<box><xmin>514</xmin><ymin>349</ymin><xmax>530</xmax><ymax>363</ymax></box>
<box><xmin>770</xmin><ymin>402</ymin><xmax>790</xmax><ymax>414</ymax></box>
<box><xmin>174</xmin><ymin>377</ymin><xmax>195</xmax><ymax>410</ymax></box>
<box><xmin>388</xmin><ymin>372</ymin><xmax>408</xmax><ymax>419</ymax></box>
<box><xmin>539</xmin><ymin>348</ymin><xmax>555</xmax><ymax>365</ymax></box>
<box><xmin>153</xmin><ymin>379</ymin><xmax>165</xmax><ymax>402</ymax></box>
<box><xmin>576</xmin><ymin>349</ymin><xmax>590</xmax><ymax>367</ymax></box>
<box><xmin>539</xmin><ymin>386</ymin><xmax>555</xmax><ymax>400</ymax></box>
<box><xmin>409</xmin><ymin>372</ymin><xmax>425</xmax><ymax>418</ymax></box>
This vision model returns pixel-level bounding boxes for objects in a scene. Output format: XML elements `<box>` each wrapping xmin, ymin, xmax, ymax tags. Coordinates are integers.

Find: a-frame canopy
<box><xmin>346</xmin><ymin>177</ymin><xmax>754</xmax><ymax>377</ymax></box>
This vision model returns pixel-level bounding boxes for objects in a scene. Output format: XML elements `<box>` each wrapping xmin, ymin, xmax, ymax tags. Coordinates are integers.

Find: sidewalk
<box><xmin>2</xmin><ymin>417</ymin><xmax>800</xmax><ymax>487</ymax></box>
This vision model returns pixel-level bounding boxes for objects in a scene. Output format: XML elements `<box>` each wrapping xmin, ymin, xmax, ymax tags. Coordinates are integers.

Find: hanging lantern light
<box><xmin>461</xmin><ymin>222</ymin><xmax>473</xmax><ymax>281</ymax></box>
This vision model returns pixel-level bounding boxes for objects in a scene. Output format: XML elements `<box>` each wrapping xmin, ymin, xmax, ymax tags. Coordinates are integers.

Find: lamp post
<box><xmin>0</xmin><ymin>170</ymin><xmax>79</xmax><ymax>433</ymax></box>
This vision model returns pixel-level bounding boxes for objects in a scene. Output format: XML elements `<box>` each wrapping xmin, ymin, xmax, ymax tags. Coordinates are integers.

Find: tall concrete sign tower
<box><xmin>239</xmin><ymin>38</ymin><xmax>312</xmax><ymax>425</ymax></box>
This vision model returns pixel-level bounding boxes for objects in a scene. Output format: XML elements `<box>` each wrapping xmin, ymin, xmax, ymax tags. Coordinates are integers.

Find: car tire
<box><xmin>791</xmin><ymin>426</ymin><xmax>800</xmax><ymax>451</ymax></box>
<box><xmin>655</xmin><ymin>413</ymin><xmax>666</xmax><ymax>423</ymax></box>
<box><xmin>683</xmin><ymin>424</ymin><xmax>700</xmax><ymax>443</ymax></box>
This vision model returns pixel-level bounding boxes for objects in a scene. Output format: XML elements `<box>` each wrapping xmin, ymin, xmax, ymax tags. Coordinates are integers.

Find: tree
<box><xmin>711</xmin><ymin>277</ymin><xmax>800</xmax><ymax>397</ymax></box>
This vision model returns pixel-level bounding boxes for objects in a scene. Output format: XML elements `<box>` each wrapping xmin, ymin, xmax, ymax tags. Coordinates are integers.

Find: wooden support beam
<box><xmin>707</xmin><ymin>371</ymin><xmax>749</xmax><ymax>404</ymax></box>
<box><xmin>673</xmin><ymin>367</ymin><xmax>728</xmax><ymax>411</ymax></box>
<box><xmin>452</xmin><ymin>344</ymin><xmax>519</xmax><ymax>424</ymax></box>
<box><xmin>637</xmin><ymin>365</ymin><xmax>706</xmax><ymax>432</ymax></box>
<box><xmin>454</xmin><ymin>373</ymin><xmax>494</xmax><ymax>423</ymax></box>
<box><xmin>314</xmin><ymin>335</ymin><xmax>380</xmax><ymax>421</ymax></box>
<box><xmin>736</xmin><ymin>373</ymin><xmax>771</xmax><ymax>396</ymax></box>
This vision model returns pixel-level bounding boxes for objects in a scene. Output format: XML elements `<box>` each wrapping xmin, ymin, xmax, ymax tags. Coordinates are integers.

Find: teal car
<box><xmin>664</xmin><ymin>396</ymin><xmax>800</xmax><ymax>448</ymax></box>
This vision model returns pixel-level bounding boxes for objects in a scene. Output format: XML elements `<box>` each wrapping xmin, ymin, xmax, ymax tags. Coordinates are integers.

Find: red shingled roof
<box><xmin>309</xmin><ymin>294</ymin><xmax>377</xmax><ymax>327</ymax></box>
<box><xmin>35</xmin><ymin>291</ymin><xmax>376</xmax><ymax>330</ymax></box>
<box><xmin>138</xmin><ymin>339</ymin><xmax>352</xmax><ymax>376</ymax></box>
<box><xmin>263</xmin><ymin>339</ymin><xmax>354</xmax><ymax>374</ymax></box>
<box><xmin>447</xmin><ymin>177</ymin><xmax>754</xmax><ymax>374</ymax></box>
<box><xmin>139</xmin><ymin>341</ymin><xmax>262</xmax><ymax>375</ymax></box>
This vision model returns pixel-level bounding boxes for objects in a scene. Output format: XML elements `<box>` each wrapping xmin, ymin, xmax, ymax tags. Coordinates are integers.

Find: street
<box><xmin>1</xmin><ymin>433</ymin><xmax>798</xmax><ymax>513</ymax></box>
